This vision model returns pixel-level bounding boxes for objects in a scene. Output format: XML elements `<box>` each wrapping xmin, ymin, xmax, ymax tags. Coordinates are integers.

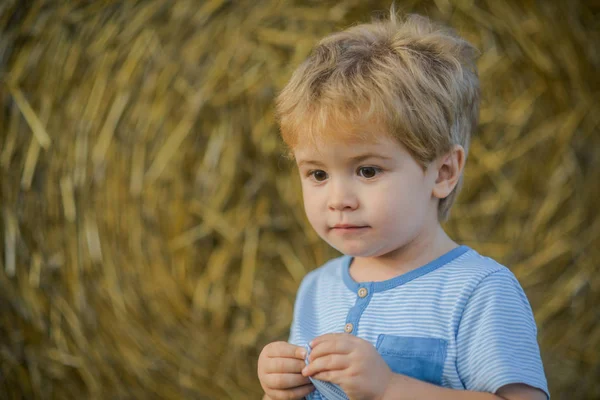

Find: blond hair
<box><xmin>275</xmin><ymin>11</ymin><xmax>480</xmax><ymax>221</ymax></box>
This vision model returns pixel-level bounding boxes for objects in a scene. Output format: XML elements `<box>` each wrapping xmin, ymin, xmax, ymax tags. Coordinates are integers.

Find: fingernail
<box><xmin>300</xmin><ymin>349</ymin><xmax>307</xmax><ymax>358</ymax></box>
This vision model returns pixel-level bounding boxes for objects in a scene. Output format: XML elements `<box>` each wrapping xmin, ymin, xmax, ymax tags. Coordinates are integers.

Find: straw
<box><xmin>0</xmin><ymin>1</ymin><xmax>598</xmax><ymax>398</ymax></box>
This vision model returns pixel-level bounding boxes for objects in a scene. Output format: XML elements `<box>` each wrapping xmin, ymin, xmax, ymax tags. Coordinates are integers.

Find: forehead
<box><xmin>293</xmin><ymin>134</ymin><xmax>404</xmax><ymax>162</ymax></box>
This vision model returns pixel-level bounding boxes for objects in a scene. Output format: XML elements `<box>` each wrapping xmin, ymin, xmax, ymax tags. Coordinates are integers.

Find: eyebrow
<box><xmin>297</xmin><ymin>153</ymin><xmax>392</xmax><ymax>168</ymax></box>
<box><xmin>297</xmin><ymin>159</ymin><xmax>326</xmax><ymax>168</ymax></box>
<box><xmin>349</xmin><ymin>153</ymin><xmax>393</xmax><ymax>163</ymax></box>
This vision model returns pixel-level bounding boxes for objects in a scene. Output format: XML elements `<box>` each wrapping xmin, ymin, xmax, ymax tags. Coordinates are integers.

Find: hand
<box><xmin>302</xmin><ymin>333</ymin><xmax>393</xmax><ymax>400</ymax></box>
<box><xmin>258</xmin><ymin>341</ymin><xmax>315</xmax><ymax>400</ymax></box>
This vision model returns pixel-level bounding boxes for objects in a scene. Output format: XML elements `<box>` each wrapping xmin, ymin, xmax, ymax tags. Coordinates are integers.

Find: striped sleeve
<box><xmin>288</xmin><ymin>272</ymin><xmax>312</xmax><ymax>346</ymax></box>
<box><xmin>456</xmin><ymin>269</ymin><xmax>549</xmax><ymax>398</ymax></box>
<box><xmin>288</xmin><ymin>283</ymin><xmax>302</xmax><ymax>345</ymax></box>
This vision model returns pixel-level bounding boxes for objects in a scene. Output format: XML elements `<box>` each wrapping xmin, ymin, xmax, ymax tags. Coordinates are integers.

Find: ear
<box><xmin>432</xmin><ymin>145</ymin><xmax>465</xmax><ymax>200</ymax></box>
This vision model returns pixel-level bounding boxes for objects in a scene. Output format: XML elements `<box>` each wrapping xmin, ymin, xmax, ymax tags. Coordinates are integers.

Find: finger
<box><xmin>268</xmin><ymin>383</ymin><xmax>315</xmax><ymax>400</ymax></box>
<box><xmin>266</xmin><ymin>342</ymin><xmax>307</xmax><ymax>360</ymax></box>
<box><xmin>311</xmin><ymin>370</ymin><xmax>338</xmax><ymax>384</ymax></box>
<box><xmin>264</xmin><ymin>357</ymin><xmax>306</xmax><ymax>374</ymax></box>
<box><xmin>265</xmin><ymin>372</ymin><xmax>311</xmax><ymax>389</ymax></box>
<box><xmin>302</xmin><ymin>354</ymin><xmax>348</xmax><ymax>377</ymax></box>
<box><xmin>293</xmin><ymin>344</ymin><xmax>308</xmax><ymax>361</ymax></box>
<box><xmin>309</xmin><ymin>337</ymin><xmax>352</xmax><ymax>361</ymax></box>
<box><xmin>310</xmin><ymin>333</ymin><xmax>352</xmax><ymax>348</ymax></box>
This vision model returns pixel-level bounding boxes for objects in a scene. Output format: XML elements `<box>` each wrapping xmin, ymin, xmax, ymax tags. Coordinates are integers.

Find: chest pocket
<box><xmin>376</xmin><ymin>335</ymin><xmax>447</xmax><ymax>386</ymax></box>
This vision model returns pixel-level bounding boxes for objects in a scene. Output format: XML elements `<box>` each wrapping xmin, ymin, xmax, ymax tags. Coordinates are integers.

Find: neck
<box><xmin>350</xmin><ymin>225</ymin><xmax>458</xmax><ymax>282</ymax></box>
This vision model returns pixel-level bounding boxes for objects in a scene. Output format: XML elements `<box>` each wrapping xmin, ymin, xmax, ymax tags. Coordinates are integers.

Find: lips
<box><xmin>330</xmin><ymin>224</ymin><xmax>369</xmax><ymax>230</ymax></box>
<box><xmin>330</xmin><ymin>225</ymin><xmax>369</xmax><ymax>235</ymax></box>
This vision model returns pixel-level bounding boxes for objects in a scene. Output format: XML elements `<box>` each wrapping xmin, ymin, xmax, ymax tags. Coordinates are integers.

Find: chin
<box><xmin>328</xmin><ymin>241</ymin><xmax>383</xmax><ymax>258</ymax></box>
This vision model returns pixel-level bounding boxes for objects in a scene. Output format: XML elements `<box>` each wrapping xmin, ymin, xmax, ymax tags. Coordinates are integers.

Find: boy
<box><xmin>257</xmin><ymin>10</ymin><xmax>549</xmax><ymax>400</ymax></box>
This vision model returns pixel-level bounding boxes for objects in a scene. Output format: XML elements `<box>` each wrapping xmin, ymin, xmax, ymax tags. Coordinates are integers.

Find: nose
<box><xmin>327</xmin><ymin>179</ymin><xmax>358</xmax><ymax>211</ymax></box>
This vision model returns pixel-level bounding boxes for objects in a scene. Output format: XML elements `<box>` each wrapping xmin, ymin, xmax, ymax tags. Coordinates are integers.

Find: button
<box><xmin>344</xmin><ymin>323</ymin><xmax>354</xmax><ymax>333</ymax></box>
<box><xmin>358</xmin><ymin>287</ymin><xmax>368</xmax><ymax>298</ymax></box>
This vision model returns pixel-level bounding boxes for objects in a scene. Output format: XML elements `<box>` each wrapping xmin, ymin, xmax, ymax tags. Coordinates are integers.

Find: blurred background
<box><xmin>0</xmin><ymin>0</ymin><xmax>598</xmax><ymax>399</ymax></box>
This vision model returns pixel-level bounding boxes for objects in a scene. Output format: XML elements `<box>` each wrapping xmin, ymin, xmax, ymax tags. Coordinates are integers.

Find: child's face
<box><xmin>294</xmin><ymin>134</ymin><xmax>440</xmax><ymax>259</ymax></box>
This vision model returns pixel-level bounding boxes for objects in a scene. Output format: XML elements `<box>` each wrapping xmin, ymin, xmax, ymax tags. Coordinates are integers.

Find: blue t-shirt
<box><xmin>289</xmin><ymin>246</ymin><xmax>549</xmax><ymax>399</ymax></box>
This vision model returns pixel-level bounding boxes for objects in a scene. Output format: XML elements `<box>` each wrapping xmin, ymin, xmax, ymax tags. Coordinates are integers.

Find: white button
<box><xmin>344</xmin><ymin>323</ymin><xmax>354</xmax><ymax>333</ymax></box>
<box><xmin>358</xmin><ymin>288</ymin><xmax>368</xmax><ymax>298</ymax></box>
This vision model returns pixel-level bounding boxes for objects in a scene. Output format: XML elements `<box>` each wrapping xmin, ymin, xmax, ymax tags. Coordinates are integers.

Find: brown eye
<box><xmin>310</xmin><ymin>170</ymin><xmax>328</xmax><ymax>181</ymax></box>
<box><xmin>358</xmin><ymin>166</ymin><xmax>380</xmax><ymax>179</ymax></box>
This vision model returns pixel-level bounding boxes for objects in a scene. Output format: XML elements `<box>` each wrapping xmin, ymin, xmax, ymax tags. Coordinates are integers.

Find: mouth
<box><xmin>330</xmin><ymin>224</ymin><xmax>370</xmax><ymax>231</ymax></box>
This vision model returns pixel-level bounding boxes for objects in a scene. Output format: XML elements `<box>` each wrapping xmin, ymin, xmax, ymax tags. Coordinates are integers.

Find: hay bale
<box><xmin>0</xmin><ymin>1</ymin><xmax>598</xmax><ymax>398</ymax></box>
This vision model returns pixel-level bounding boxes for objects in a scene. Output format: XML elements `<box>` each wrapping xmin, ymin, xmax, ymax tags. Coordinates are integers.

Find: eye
<box><xmin>309</xmin><ymin>170</ymin><xmax>328</xmax><ymax>182</ymax></box>
<box><xmin>358</xmin><ymin>166</ymin><xmax>381</xmax><ymax>179</ymax></box>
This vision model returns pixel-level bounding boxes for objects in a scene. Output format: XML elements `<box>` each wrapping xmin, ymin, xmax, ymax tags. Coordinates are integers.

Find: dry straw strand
<box><xmin>0</xmin><ymin>1</ymin><xmax>598</xmax><ymax>399</ymax></box>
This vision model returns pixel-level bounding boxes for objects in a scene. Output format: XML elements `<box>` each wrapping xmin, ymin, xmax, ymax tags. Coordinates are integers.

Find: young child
<box><xmin>257</xmin><ymin>10</ymin><xmax>549</xmax><ymax>400</ymax></box>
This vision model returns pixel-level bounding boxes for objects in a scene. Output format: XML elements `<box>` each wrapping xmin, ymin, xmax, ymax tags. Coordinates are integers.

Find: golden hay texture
<box><xmin>0</xmin><ymin>0</ymin><xmax>599</xmax><ymax>399</ymax></box>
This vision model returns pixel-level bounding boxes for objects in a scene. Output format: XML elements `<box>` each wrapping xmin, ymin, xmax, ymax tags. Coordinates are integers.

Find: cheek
<box><xmin>366</xmin><ymin>178</ymin><xmax>428</xmax><ymax>219</ymax></box>
<box><xmin>301</xmin><ymin>186</ymin><xmax>322</xmax><ymax>222</ymax></box>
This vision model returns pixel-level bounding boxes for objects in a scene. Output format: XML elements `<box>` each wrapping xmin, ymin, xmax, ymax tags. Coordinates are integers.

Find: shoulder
<box><xmin>440</xmin><ymin>247</ymin><xmax>522</xmax><ymax>290</ymax></box>
<box><xmin>291</xmin><ymin>255</ymin><xmax>350</xmax><ymax>317</ymax></box>
<box><xmin>446</xmin><ymin>247</ymin><xmax>510</xmax><ymax>276</ymax></box>
<box><xmin>460</xmin><ymin>249</ymin><xmax>525</xmax><ymax>292</ymax></box>
<box><xmin>437</xmin><ymin>248</ymin><xmax>532</xmax><ymax>315</ymax></box>
<box><xmin>452</xmin><ymin>249</ymin><xmax>536</xmax><ymax>325</ymax></box>
<box><xmin>296</xmin><ymin>255</ymin><xmax>347</xmax><ymax>295</ymax></box>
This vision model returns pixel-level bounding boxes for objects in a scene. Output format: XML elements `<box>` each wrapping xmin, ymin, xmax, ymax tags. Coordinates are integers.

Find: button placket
<box><xmin>344</xmin><ymin>283</ymin><xmax>373</xmax><ymax>336</ymax></box>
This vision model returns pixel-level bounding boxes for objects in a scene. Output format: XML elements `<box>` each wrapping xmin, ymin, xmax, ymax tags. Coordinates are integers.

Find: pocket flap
<box><xmin>376</xmin><ymin>335</ymin><xmax>447</xmax><ymax>358</ymax></box>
